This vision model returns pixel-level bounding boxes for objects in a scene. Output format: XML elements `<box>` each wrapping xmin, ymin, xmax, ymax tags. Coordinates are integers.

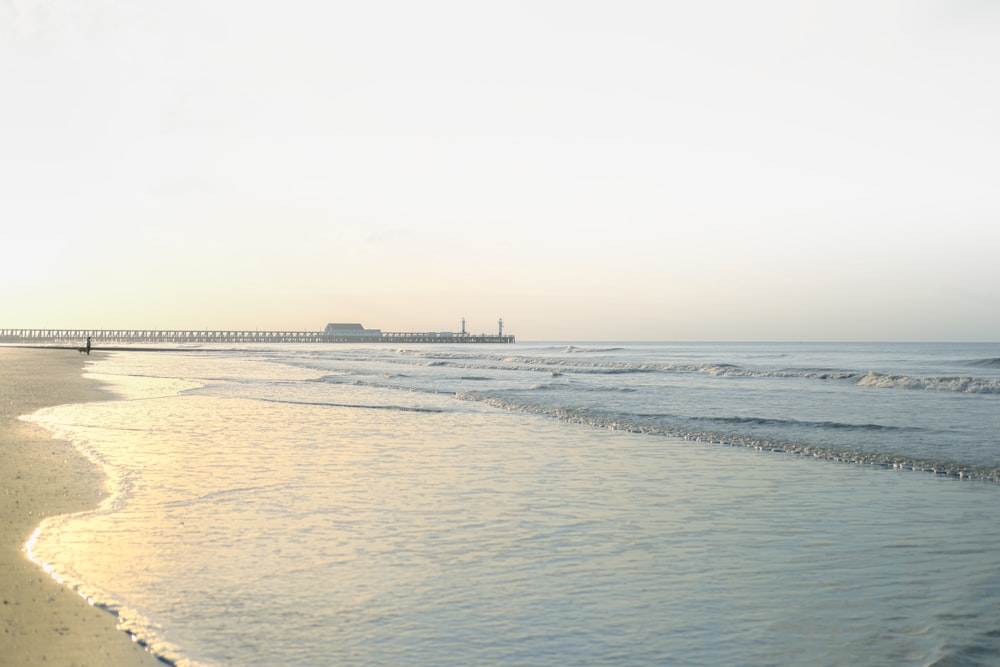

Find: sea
<box><xmin>23</xmin><ymin>341</ymin><xmax>1000</xmax><ymax>666</ymax></box>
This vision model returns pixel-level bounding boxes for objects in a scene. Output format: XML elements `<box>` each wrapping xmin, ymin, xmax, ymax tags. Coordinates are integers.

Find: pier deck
<box><xmin>0</xmin><ymin>328</ymin><xmax>514</xmax><ymax>345</ymax></box>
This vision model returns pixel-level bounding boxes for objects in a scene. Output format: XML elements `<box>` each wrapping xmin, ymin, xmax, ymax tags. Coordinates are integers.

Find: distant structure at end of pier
<box><xmin>323</xmin><ymin>321</ymin><xmax>513</xmax><ymax>343</ymax></box>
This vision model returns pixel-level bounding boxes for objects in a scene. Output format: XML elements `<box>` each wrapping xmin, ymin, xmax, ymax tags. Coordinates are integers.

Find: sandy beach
<box><xmin>0</xmin><ymin>348</ymin><xmax>162</xmax><ymax>666</ymax></box>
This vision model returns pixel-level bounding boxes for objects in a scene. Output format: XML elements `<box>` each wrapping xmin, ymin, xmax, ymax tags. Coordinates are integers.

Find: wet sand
<box><xmin>0</xmin><ymin>347</ymin><xmax>162</xmax><ymax>666</ymax></box>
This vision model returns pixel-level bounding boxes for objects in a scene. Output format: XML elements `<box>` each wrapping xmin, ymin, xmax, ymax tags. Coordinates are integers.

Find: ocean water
<box><xmin>25</xmin><ymin>342</ymin><xmax>1000</xmax><ymax>666</ymax></box>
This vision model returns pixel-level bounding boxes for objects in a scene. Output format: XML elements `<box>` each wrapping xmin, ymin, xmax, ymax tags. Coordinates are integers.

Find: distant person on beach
<box><xmin>86</xmin><ymin>336</ymin><xmax>91</xmax><ymax>355</ymax></box>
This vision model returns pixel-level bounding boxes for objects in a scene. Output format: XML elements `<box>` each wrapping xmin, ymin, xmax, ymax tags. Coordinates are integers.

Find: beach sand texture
<box><xmin>1</xmin><ymin>348</ymin><xmax>161</xmax><ymax>666</ymax></box>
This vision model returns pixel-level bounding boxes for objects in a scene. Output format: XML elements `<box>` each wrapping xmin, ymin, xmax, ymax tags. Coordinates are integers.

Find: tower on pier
<box><xmin>498</xmin><ymin>318</ymin><xmax>503</xmax><ymax>336</ymax></box>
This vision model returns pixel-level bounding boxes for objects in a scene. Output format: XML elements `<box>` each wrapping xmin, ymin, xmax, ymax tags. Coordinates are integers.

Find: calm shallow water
<box><xmin>26</xmin><ymin>343</ymin><xmax>1000</xmax><ymax>666</ymax></box>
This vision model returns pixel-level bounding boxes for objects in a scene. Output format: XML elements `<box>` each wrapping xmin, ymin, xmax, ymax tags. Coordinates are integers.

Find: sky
<box><xmin>2</xmin><ymin>0</ymin><xmax>998</xmax><ymax>341</ymax></box>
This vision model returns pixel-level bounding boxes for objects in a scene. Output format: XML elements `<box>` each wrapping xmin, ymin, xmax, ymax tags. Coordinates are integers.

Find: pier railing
<box><xmin>0</xmin><ymin>328</ymin><xmax>515</xmax><ymax>345</ymax></box>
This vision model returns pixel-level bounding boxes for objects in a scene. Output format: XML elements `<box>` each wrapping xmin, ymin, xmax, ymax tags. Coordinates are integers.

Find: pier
<box><xmin>0</xmin><ymin>328</ymin><xmax>515</xmax><ymax>345</ymax></box>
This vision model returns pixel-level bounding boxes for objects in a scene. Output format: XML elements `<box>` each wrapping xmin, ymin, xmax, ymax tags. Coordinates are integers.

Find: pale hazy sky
<box><xmin>3</xmin><ymin>1</ymin><xmax>998</xmax><ymax>341</ymax></box>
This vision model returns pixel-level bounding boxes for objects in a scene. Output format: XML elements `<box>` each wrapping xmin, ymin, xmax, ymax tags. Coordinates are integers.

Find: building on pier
<box><xmin>324</xmin><ymin>323</ymin><xmax>382</xmax><ymax>337</ymax></box>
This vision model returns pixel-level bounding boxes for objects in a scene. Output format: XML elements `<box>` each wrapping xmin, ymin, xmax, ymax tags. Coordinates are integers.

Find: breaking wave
<box><xmin>313</xmin><ymin>351</ymin><xmax>1000</xmax><ymax>395</ymax></box>
<box><xmin>858</xmin><ymin>372</ymin><xmax>1000</xmax><ymax>394</ymax></box>
<box><xmin>965</xmin><ymin>357</ymin><xmax>1000</xmax><ymax>368</ymax></box>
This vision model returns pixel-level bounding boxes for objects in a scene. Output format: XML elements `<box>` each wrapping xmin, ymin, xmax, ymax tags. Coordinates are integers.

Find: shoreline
<box><xmin>0</xmin><ymin>348</ymin><xmax>164</xmax><ymax>666</ymax></box>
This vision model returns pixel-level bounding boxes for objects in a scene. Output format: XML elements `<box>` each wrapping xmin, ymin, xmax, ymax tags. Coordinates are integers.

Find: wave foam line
<box><xmin>456</xmin><ymin>393</ymin><xmax>1000</xmax><ymax>483</ymax></box>
<box><xmin>256</xmin><ymin>397</ymin><xmax>444</xmax><ymax>413</ymax></box>
<box><xmin>26</xmin><ymin>521</ymin><xmax>188</xmax><ymax>666</ymax></box>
